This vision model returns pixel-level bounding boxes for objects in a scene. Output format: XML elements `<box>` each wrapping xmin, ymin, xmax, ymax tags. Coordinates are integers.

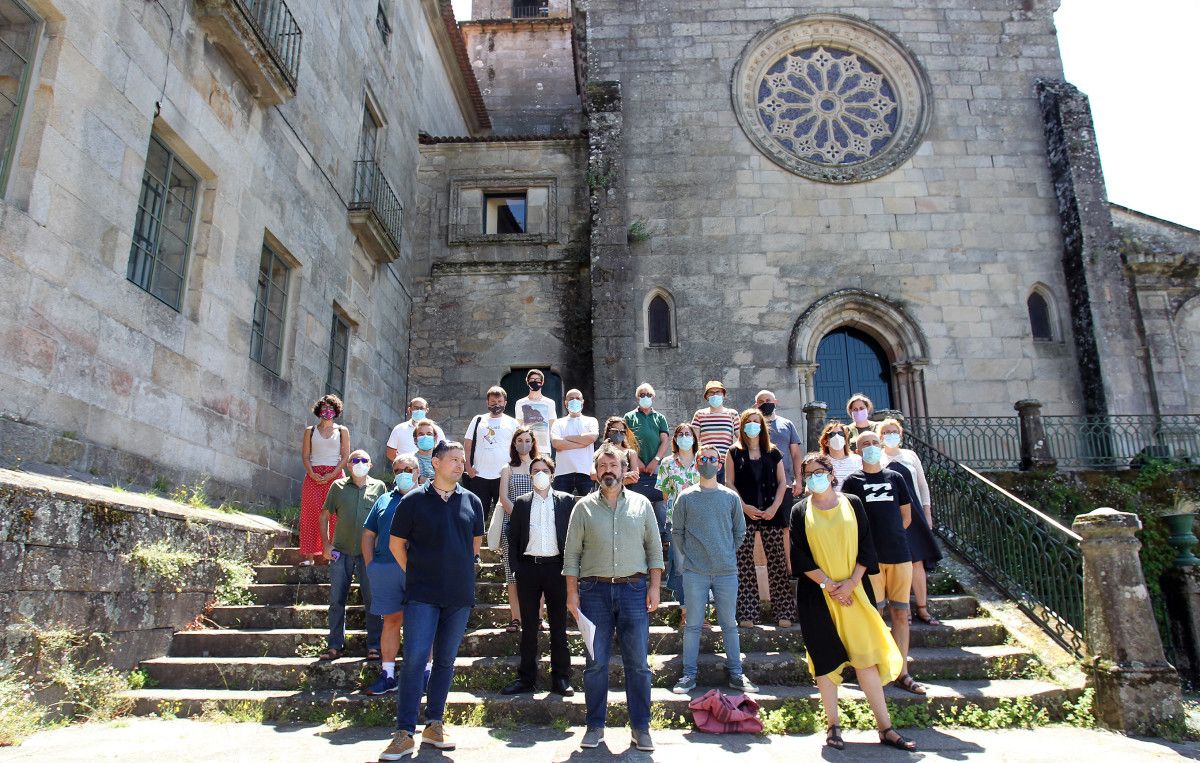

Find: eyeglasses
<box><xmin>697</xmin><ymin>455</ymin><xmax>720</xmax><ymax>464</ymax></box>
<box><xmin>350</xmin><ymin>457</ymin><xmax>370</xmax><ymax>465</ymax></box>
<box><xmin>803</xmin><ymin>469</ymin><xmax>831</xmax><ymax>478</ymax></box>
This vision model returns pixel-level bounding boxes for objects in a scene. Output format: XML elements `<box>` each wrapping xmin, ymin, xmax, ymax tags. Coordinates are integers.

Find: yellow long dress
<box><xmin>803</xmin><ymin>494</ymin><xmax>904</xmax><ymax>685</ymax></box>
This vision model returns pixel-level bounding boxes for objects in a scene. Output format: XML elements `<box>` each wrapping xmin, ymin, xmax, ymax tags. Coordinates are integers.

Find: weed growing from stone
<box><xmin>0</xmin><ymin>670</ymin><xmax>54</xmax><ymax>746</ymax></box>
<box><xmin>214</xmin><ymin>558</ymin><xmax>255</xmax><ymax>606</ymax></box>
<box><xmin>129</xmin><ymin>540</ymin><xmax>201</xmax><ymax>590</ymax></box>
<box><xmin>126</xmin><ymin>668</ymin><xmax>156</xmax><ymax>690</ymax></box>
<box><xmin>170</xmin><ymin>479</ymin><xmax>210</xmax><ymax>509</ymax></box>
<box><xmin>550</xmin><ymin>716</ymin><xmax>571</xmax><ymax>733</ymax></box>
<box><xmin>198</xmin><ymin>700</ymin><xmax>265</xmax><ymax>724</ymax></box>
<box><xmin>151</xmin><ymin>476</ymin><xmax>171</xmax><ymax>494</ymax></box>
<box><xmin>1061</xmin><ymin>688</ymin><xmax>1095</xmax><ymax>729</ymax></box>
<box><xmin>937</xmin><ymin>697</ymin><xmax>1049</xmax><ymax>729</ymax></box>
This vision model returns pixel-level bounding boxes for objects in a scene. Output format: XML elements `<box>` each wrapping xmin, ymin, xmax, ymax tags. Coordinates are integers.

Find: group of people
<box><xmin>294</xmin><ymin>375</ymin><xmax>941</xmax><ymax>757</ymax></box>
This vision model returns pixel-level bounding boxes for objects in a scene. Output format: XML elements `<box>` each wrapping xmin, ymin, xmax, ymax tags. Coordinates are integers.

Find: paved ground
<box><xmin>2</xmin><ymin>719</ymin><xmax>1199</xmax><ymax>762</ymax></box>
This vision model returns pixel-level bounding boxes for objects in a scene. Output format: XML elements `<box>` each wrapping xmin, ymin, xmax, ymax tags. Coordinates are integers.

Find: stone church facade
<box><xmin>0</xmin><ymin>0</ymin><xmax>1195</xmax><ymax>505</ymax></box>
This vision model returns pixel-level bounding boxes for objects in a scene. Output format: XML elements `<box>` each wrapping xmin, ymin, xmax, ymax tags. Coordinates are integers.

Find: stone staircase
<box><xmin>123</xmin><ymin>546</ymin><xmax>1079</xmax><ymax>724</ymax></box>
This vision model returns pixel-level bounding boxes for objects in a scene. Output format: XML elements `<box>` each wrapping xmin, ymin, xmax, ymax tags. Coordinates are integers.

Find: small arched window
<box><xmin>647</xmin><ymin>292</ymin><xmax>674</xmax><ymax>348</ymax></box>
<box><xmin>1028</xmin><ymin>291</ymin><xmax>1053</xmax><ymax>341</ymax></box>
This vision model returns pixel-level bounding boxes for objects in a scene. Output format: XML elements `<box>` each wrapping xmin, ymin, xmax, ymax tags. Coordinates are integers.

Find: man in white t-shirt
<box><xmin>514</xmin><ymin>368</ymin><xmax>557</xmax><ymax>455</ymax></box>
<box><xmin>550</xmin><ymin>388</ymin><xmax>598</xmax><ymax>496</ymax></box>
<box><xmin>463</xmin><ymin>386</ymin><xmax>519</xmax><ymax>515</ymax></box>
<box><xmin>385</xmin><ymin>397</ymin><xmax>446</xmax><ymax>461</ymax></box>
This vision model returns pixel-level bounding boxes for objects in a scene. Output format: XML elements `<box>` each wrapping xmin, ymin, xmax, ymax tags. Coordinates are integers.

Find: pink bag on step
<box><xmin>687</xmin><ymin>689</ymin><xmax>763</xmax><ymax>734</ymax></box>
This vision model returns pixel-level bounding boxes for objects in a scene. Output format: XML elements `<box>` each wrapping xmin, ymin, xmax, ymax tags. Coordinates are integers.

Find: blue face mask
<box><xmin>805</xmin><ymin>473</ymin><xmax>831</xmax><ymax>494</ymax></box>
<box><xmin>882</xmin><ymin>432</ymin><xmax>901</xmax><ymax>448</ymax></box>
<box><xmin>416</xmin><ymin>434</ymin><xmax>436</xmax><ymax>451</ymax></box>
<box><xmin>638</xmin><ymin>396</ymin><xmax>653</xmax><ymax>409</ymax></box>
<box><xmin>411</xmin><ymin>409</ymin><xmax>426</xmax><ymax>422</ymax></box>
<box><xmin>861</xmin><ymin>445</ymin><xmax>883</xmax><ymax>465</ymax></box>
<box><xmin>744</xmin><ymin>422</ymin><xmax>762</xmax><ymax>438</ymax></box>
<box><xmin>394</xmin><ymin>472</ymin><xmax>415</xmax><ymax>491</ymax></box>
<box><xmin>675</xmin><ymin>435</ymin><xmax>694</xmax><ymax>451</ymax></box>
<box><xmin>567</xmin><ymin>399</ymin><xmax>583</xmax><ymax>414</ymax></box>
<box><xmin>707</xmin><ymin>394</ymin><xmax>724</xmax><ymax>408</ymax></box>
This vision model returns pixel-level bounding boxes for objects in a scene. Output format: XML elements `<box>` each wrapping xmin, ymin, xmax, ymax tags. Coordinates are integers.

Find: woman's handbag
<box><xmin>486</xmin><ymin>502</ymin><xmax>505</xmax><ymax>551</ymax></box>
<box><xmin>688</xmin><ymin>689</ymin><xmax>763</xmax><ymax>734</ymax></box>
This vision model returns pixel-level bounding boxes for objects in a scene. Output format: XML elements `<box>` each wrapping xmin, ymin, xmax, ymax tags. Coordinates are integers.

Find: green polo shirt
<box><xmin>562</xmin><ymin>488</ymin><xmax>664</xmax><ymax>580</ymax></box>
<box><xmin>623</xmin><ymin>408</ymin><xmax>669</xmax><ymax>465</ymax></box>
<box><xmin>323</xmin><ymin>476</ymin><xmax>388</xmax><ymax>554</ymax></box>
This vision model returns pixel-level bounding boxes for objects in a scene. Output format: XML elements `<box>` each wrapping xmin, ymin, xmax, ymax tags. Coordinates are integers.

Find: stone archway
<box><xmin>789</xmin><ymin>288</ymin><xmax>931</xmax><ymax>417</ymax></box>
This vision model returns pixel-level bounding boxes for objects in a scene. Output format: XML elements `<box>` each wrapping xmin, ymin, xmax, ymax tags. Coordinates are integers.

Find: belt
<box><xmin>580</xmin><ymin>573</ymin><xmax>646</xmax><ymax>584</ymax></box>
<box><xmin>521</xmin><ymin>554</ymin><xmax>563</xmax><ymax>565</ymax></box>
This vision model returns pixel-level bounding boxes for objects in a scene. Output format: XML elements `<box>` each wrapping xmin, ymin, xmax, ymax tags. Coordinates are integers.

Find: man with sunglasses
<box><xmin>320</xmin><ymin>449</ymin><xmax>388</xmax><ymax>662</ymax></box>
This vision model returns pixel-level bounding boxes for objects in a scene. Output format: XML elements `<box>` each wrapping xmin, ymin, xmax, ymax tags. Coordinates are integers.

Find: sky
<box><xmin>453</xmin><ymin>1</ymin><xmax>1198</xmax><ymax>230</ymax></box>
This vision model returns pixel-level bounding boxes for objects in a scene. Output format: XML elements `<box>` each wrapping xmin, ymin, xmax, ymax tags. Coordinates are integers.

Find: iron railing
<box><xmin>908</xmin><ymin>416</ymin><xmax>1021</xmax><ymax>470</ymax></box>
<box><xmin>1042</xmin><ymin>414</ymin><xmax>1200</xmax><ymax>468</ymax></box>
<box><xmin>350</xmin><ymin>160</ymin><xmax>403</xmax><ymax>251</ymax></box>
<box><xmin>907</xmin><ymin>432</ymin><xmax>1087</xmax><ymax>658</ymax></box>
<box><xmin>512</xmin><ymin>0</ymin><xmax>549</xmax><ymax>18</ymax></box>
<box><xmin>235</xmin><ymin>0</ymin><xmax>303</xmax><ymax>88</ymax></box>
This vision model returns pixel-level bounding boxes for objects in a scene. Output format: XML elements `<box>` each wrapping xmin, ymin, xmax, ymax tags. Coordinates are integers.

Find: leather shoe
<box><xmin>500</xmin><ymin>679</ymin><xmax>535</xmax><ymax>696</ymax></box>
<box><xmin>550</xmin><ymin>677</ymin><xmax>575</xmax><ymax>697</ymax></box>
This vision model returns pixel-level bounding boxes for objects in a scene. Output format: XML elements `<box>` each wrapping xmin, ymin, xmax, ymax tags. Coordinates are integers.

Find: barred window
<box><xmin>250</xmin><ymin>244</ymin><xmax>290</xmax><ymax>374</ymax></box>
<box><xmin>0</xmin><ymin>0</ymin><xmax>41</xmax><ymax>195</ymax></box>
<box><xmin>127</xmin><ymin>134</ymin><xmax>199</xmax><ymax>310</ymax></box>
<box><xmin>326</xmin><ymin>312</ymin><xmax>350</xmax><ymax>398</ymax></box>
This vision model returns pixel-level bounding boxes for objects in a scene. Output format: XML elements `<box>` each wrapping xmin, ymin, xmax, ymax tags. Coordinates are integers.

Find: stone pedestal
<box><xmin>802</xmin><ymin>401</ymin><xmax>827</xmax><ymax>453</ymax></box>
<box><xmin>1072</xmin><ymin>508</ymin><xmax>1183</xmax><ymax>733</ymax></box>
<box><xmin>1015</xmin><ymin>399</ymin><xmax>1056</xmax><ymax>470</ymax></box>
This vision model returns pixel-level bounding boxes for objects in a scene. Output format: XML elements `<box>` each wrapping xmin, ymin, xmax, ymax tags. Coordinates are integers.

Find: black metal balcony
<box><xmin>195</xmin><ymin>0</ymin><xmax>302</xmax><ymax>104</ymax></box>
<box><xmin>236</xmin><ymin>0</ymin><xmax>303</xmax><ymax>88</ymax></box>
<box><xmin>348</xmin><ymin>160</ymin><xmax>403</xmax><ymax>262</ymax></box>
<box><xmin>512</xmin><ymin>1</ymin><xmax>549</xmax><ymax>19</ymax></box>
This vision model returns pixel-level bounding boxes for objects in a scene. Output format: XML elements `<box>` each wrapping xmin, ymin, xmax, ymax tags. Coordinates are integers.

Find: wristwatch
<box><xmin>819</xmin><ymin>577</ymin><xmax>831</xmax><ymax>589</ymax></box>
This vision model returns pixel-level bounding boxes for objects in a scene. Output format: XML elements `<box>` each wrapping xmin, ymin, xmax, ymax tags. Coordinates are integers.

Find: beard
<box><xmin>600</xmin><ymin>473</ymin><xmax>620</xmax><ymax>488</ymax></box>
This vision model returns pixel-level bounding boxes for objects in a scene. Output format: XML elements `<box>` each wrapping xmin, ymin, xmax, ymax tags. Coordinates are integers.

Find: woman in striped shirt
<box><xmin>690</xmin><ymin>380</ymin><xmax>740</xmax><ymax>476</ymax></box>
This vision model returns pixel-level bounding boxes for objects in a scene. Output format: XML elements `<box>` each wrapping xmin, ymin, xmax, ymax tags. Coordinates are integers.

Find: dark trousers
<box><xmin>515</xmin><ymin>555</ymin><xmax>571</xmax><ymax>684</ymax></box>
<box><xmin>468</xmin><ymin>476</ymin><xmax>501</xmax><ymax>515</ymax></box>
<box><xmin>553</xmin><ymin>472</ymin><xmax>594</xmax><ymax>497</ymax></box>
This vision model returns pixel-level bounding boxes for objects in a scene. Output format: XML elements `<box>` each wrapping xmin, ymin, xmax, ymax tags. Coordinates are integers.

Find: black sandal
<box><xmin>506</xmin><ymin>619</ymin><xmax>521</xmax><ymax>633</ymax></box>
<box><xmin>365</xmin><ymin>648</ymin><xmax>381</xmax><ymax>661</ymax></box>
<box><xmin>826</xmin><ymin>724</ymin><xmax>844</xmax><ymax>750</ymax></box>
<box><xmin>317</xmin><ymin>647</ymin><xmax>343</xmax><ymax>662</ymax></box>
<box><xmin>914</xmin><ymin>605</ymin><xmax>942</xmax><ymax>626</ymax></box>
<box><xmin>878</xmin><ymin>727</ymin><xmax>916</xmax><ymax>751</ymax></box>
<box><xmin>894</xmin><ymin>673</ymin><xmax>927</xmax><ymax>696</ymax></box>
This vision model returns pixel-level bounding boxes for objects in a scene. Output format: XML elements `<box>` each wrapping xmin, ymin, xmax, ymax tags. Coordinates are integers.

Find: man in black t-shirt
<box><xmin>839</xmin><ymin>429</ymin><xmax>925</xmax><ymax>697</ymax></box>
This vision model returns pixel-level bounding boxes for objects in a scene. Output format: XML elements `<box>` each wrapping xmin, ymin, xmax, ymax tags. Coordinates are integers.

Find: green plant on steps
<box><xmin>170</xmin><ymin>478</ymin><xmax>210</xmax><ymax>509</ymax></box>
<box><xmin>214</xmin><ymin>558</ymin><xmax>255</xmax><ymax>606</ymax></box>
<box><xmin>127</xmin><ymin>541</ymin><xmax>200</xmax><ymax>591</ymax></box>
<box><xmin>126</xmin><ymin>668</ymin><xmax>156</xmax><ymax>690</ymax></box>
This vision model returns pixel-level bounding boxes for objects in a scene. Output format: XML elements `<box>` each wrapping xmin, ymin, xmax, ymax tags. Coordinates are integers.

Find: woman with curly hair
<box><xmin>298</xmin><ymin>394</ymin><xmax>350</xmax><ymax>566</ymax></box>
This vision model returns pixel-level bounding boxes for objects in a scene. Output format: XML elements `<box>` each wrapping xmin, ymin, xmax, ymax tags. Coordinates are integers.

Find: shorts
<box><xmin>366</xmin><ymin>559</ymin><xmax>406</xmax><ymax>616</ymax></box>
<box><xmin>869</xmin><ymin>561</ymin><xmax>913</xmax><ymax>609</ymax></box>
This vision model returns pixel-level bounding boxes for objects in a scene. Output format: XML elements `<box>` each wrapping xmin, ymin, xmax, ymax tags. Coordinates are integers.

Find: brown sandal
<box><xmin>826</xmin><ymin>724</ymin><xmax>844</xmax><ymax>750</ymax></box>
<box><xmin>879</xmin><ymin>727</ymin><xmax>916</xmax><ymax>751</ymax></box>
<box><xmin>914</xmin><ymin>605</ymin><xmax>942</xmax><ymax>627</ymax></box>
<box><xmin>894</xmin><ymin>673</ymin><xmax>927</xmax><ymax>695</ymax></box>
<box><xmin>317</xmin><ymin>647</ymin><xmax>343</xmax><ymax>662</ymax></box>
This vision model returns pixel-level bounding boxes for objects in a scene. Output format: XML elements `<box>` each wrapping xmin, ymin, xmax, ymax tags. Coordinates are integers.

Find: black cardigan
<box><xmin>788</xmin><ymin>493</ymin><xmax>880</xmax><ymax>679</ymax></box>
<box><xmin>505</xmin><ymin>489</ymin><xmax>577</xmax><ymax>559</ymax></box>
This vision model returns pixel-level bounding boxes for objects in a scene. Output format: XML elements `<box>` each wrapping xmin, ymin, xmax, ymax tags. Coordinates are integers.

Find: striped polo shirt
<box><xmin>690</xmin><ymin>407</ymin><xmax>740</xmax><ymax>459</ymax></box>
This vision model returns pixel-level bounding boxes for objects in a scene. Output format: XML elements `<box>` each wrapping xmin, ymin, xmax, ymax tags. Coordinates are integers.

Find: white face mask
<box><xmin>532</xmin><ymin>471</ymin><xmax>552</xmax><ymax>491</ymax></box>
<box><xmin>351</xmin><ymin>463</ymin><xmax>370</xmax><ymax>478</ymax></box>
<box><xmin>829</xmin><ymin>434</ymin><xmax>846</xmax><ymax>451</ymax></box>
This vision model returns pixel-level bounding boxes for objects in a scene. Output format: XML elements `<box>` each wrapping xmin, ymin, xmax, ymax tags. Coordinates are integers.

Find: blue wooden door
<box><xmin>813</xmin><ymin>328</ymin><xmax>892</xmax><ymax>410</ymax></box>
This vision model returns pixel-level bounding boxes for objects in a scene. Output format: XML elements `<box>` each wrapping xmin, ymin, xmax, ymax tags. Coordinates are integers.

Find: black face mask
<box><xmin>528</xmin><ymin>380</ymin><xmax>543</xmax><ymax>391</ymax></box>
<box><xmin>758</xmin><ymin>402</ymin><xmax>776</xmax><ymax>416</ymax></box>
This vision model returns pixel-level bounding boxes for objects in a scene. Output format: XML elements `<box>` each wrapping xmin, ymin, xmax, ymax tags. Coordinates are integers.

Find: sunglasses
<box><xmin>697</xmin><ymin>455</ymin><xmax>720</xmax><ymax>464</ymax></box>
<box><xmin>392</xmin><ymin>467</ymin><xmax>416</xmax><ymax>475</ymax></box>
<box><xmin>350</xmin><ymin>457</ymin><xmax>370</xmax><ymax>465</ymax></box>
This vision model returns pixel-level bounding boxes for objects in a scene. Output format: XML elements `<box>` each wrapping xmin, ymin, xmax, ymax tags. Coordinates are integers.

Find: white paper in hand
<box><xmin>575</xmin><ymin>610</ymin><xmax>597</xmax><ymax>660</ymax></box>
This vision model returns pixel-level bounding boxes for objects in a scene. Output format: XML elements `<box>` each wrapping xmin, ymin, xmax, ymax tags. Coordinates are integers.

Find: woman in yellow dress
<box><xmin>789</xmin><ymin>452</ymin><xmax>915</xmax><ymax>752</ymax></box>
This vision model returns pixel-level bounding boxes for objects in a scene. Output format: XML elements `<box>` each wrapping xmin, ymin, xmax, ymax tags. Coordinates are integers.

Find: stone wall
<box><xmin>408</xmin><ymin>138</ymin><xmax>590</xmax><ymax>438</ymax></box>
<box><xmin>0</xmin><ymin>0</ymin><xmax>481</xmax><ymax>503</ymax></box>
<box><xmin>574</xmin><ymin>0</ymin><xmax>1089</xmax><ymax>426</ymax></box>
<box><xmin>0</xmin><ymin>469</ymin><xmax>285</xmax><ymax>670</ymax></box>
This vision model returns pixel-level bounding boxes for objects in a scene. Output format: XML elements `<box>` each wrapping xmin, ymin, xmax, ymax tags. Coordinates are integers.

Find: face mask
<box><xmin>488</xmin><ymin>404</ymin><xmax>504</xmax><ymax>415</ymax></box>
<box><xmin>410</xmin><ymin>409</ymin><xmax>426</xmax><ymax>422</ymax></box>
<box><xmin>828</xmin><ymin>434</ymin><xmax>846</xmax><ymax>451</ymax></box>
<box><xmin>675</xmin><ymin>435</ymin><xmax>694</xmax><ymax>451</ymax></box>
<box><xmin>416</xmin><ymin>434</ymin><xmax>436</xmax><ymax>451</ymax></box>
<box><xmin>607</xmin><ymin>432</ymin><xmax>625</xmax><ymax>445</ymax></box>
<box><xmin>319</xmin><ymin>409</ymin><xmax>335</xmax><ymax>420</ymax></box>
<box><xmin>743</xmin><ymin>422</ymin><xmax>762</xmax><ymax>438</ymax></box>
<box><xmin>515</xmin><ymin>441</ymin><xmax>533</xmax><ymax>455</ymax></box>
<box><xmin>696</xmin><ymin>460</ymin><xmax>719</xmax><ymax>480</ymax></box>
<box><xmin>882</xmin><ymin>433</ymin><xmax>902</xmax><ymax>448</ymax></box>
<box><xmin>567</xmin><ymin>399</ymin><xmax>583</xmax><ymax>414</ymax></box>
<box><xmin>805</xmin><ymin>473</ymin><xmax>831</xmax><ymax>494</ymax></box>
<box><xmin>528</xmin><ymin>380</ymin><xmax>543</xmax><ymax>391</ymax></box>
<box><xmin>861</xmin><ymin>445</ymin><xmax>883</xmax><ymax>465</ymax></box>
<box><xmin>394</xmin><ymin>472</ymin><xmax>415</xmax><ymax>491</ymax></box>
<box><xmin>531</xmin><ymin>472</ymin><xmax>551</xmax><ymax>491</ymax></box>
<box><xmin>758</xmin><ymin>402</ymin><xmax>776</xmax><ymax>416</ymax></box>
<box><xmin>351</xmin><ymin>463</ymin><xmax>370</xmax><ymax>478</ymax></box>
<box><xmin>638</xmin><ymin>396</ymin><xmax>653</xmax><ymax>408</ymax></box>
<box><xmin>851</xmin><ymin>409</ymin><xmax>869</xmax><ymax>424</ymax></box>
<box><xmin>707</xmin><ymin>394</ymin><xmax>724</xmax><ymax>408</ymax></box>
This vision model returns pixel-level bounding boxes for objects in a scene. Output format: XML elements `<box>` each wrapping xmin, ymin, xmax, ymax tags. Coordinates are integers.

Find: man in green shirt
<box><xmin>623</xmin><ymin>382</ymin><xmax>671</xmax><ymax>542</ymax></box>
<box><xmin>563</xmin><ymin>443</ymin><xmax>664</xmax><ymax>753</ymax></box>
<box><xmin>320</xmin><ymin>449</ymin><xmax>388</xmax><ymax>661</ymax></box>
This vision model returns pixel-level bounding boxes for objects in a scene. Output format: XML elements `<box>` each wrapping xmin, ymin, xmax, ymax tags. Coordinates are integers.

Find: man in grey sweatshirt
<box><xmin>670</xmin><ymin>445</ymin><xmax>756</xmax><ymax>694</ymax></box>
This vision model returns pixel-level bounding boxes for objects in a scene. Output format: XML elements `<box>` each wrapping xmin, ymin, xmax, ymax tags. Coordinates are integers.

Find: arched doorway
<box><xmin>814</xmin><ymin>327</ymin><xmax>893</xmax><ymax>411</ymax></box>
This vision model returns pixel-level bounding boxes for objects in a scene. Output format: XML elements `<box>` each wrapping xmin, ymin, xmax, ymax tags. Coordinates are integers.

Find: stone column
<box><xmin>1015</xmin><ymin>399</ymin><xmax>1056</xmax><ymax>470</ymax></box>
<box><xmin>802</xmin><ymin>401</ymin><xmax>827</xmax><ymax>453</ymax></box>
<box><xmin>1072</xmin><ymin>508</ymin><xmax>1183</xmax><ymax>734</ymax></box>
<box><xmin>892</xmin><ymin>362</ymin><xmax>911</xmax><ymax>417</ymax></box>
<box><xmin>795</xmin><ymin>362</ymin><xmax>818</xmax><ymax>404</ymax></box>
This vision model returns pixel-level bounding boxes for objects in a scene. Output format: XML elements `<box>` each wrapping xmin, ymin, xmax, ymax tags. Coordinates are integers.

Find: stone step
<box><xmin>246</xmin><ymin>582</ymin><xmax>513</xmax><ymax>606</ymax></box>
<box><xmin>166</xmin><ymin>617</ymin><xmax>1003</xmax><ymax>661</ymax></box>
<box><xmin>254</xmin><ymin>562</ymin><xmax>508</xmax><ymax>585</ymax></box>
<box><xmin>142</xmin><ymin>644</ymin><xmax>1035</xmax><ymax>692</ymax></box>
<box><xmin>208</xmin><ymin>595</ymin><xmax>981</xmax><ymax>631</ymax></box>
<box><xmin>269</xmin><ymin>547</ymin><xmax>503</xmax><ymax>566</ymax></box>
<box><xmin>123</xmin><ymin>678</ymin><xmax>1078</xmax><ymax>723</ymax></box>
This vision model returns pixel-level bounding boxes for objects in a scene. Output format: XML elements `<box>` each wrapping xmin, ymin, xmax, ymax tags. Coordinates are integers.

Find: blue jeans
<box><xmin>665</xmin><ymin>537</ymin><xmax>686</xmax><ymax>607</ymax></box>
<box><xmin>328</xmin><ymin>552</ymin><xmax>382</xmax><ymax>650</ymax></box>
<box><xmin>395</xmin><ymin>601</ymin><xmax>471</xmax><ymax>733</ymax></box>
<box><xmin>553</xmin><ymin>472</ymin><xmax>594</xmax><ymax>497</ymax></box>
<box><xmin>579</xmin><ymin>578</ymin><xmax>652</xmax><ymax>731</ymax></box>
<box><xmin>681</xmin><ymin>571</ymin><xmax>741</xmax><ymax>679</ymax></box>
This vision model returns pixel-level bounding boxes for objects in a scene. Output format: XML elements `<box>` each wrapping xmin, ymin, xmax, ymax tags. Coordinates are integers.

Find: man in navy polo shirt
<box><xmin>380</xmin><ymin>441</ymin><xmax>484</xmax><ymax>761</ymax></box>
